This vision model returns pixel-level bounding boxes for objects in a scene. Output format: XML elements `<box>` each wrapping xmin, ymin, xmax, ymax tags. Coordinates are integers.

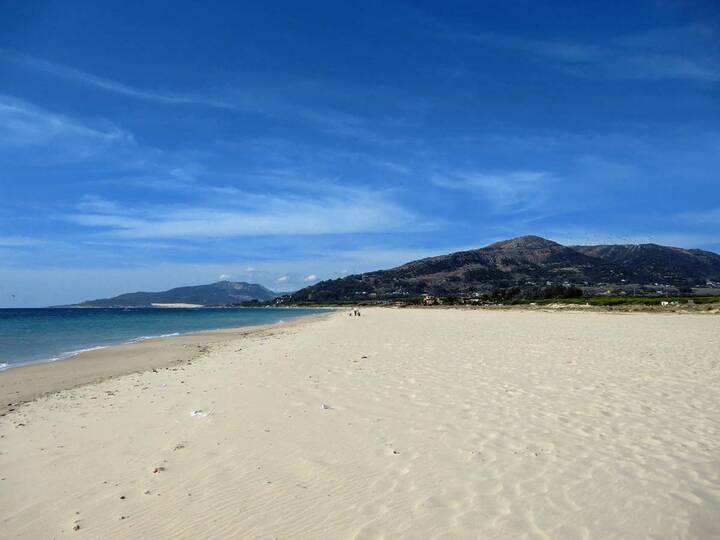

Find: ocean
<box><xmin>0</xmin><ymin>307</ymin><xmax>330</xmax><ymax>370</ymax></box>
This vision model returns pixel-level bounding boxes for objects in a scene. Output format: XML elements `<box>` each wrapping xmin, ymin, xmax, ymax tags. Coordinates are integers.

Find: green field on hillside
<box><xmin>522</xmin><ymin>296</ymin><xmax>720</xmax><ymax>306</ymax></box>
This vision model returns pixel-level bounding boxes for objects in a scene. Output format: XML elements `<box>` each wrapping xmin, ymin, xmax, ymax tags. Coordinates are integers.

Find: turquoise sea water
<box><xmin>0</xmin><ymin>307</ymin><xmax>330</xmax><ymax>370</ymax></box>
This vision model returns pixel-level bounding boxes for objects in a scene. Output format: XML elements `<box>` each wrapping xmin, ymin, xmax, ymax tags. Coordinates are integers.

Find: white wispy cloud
<box><xmin>432</xmin><ymin>170</ymin><xmax>554</xmax><ymax>212</ymax></box>
<box><xmin>76</xmin><ymin>195</ymin><xmax>126</xmax><ymax>214</ymax></box>
<box><xmin>373</xmin><ymin>160</ymin><xmax>412</xmax><ymax>174</ymax></box>
<box><xmin>0</xmin><ymin>97</ymin><xmax>205</xmax><ymax>184</ymax></box>
<box><xmin>276</xmin><ymin>275</ymin><xmax>289</xmax><ymax>283</ymax></box>
<box><xmin>0</xmin><ymin>236</ymin><xmax>40</xmax><ymax>247</ymax></box>
<box><xmin>0</xmin><ymin>95</ymin><xmax>134</xmax><ymax>155</ymax></box>
<box><xmin>0</xmin><ymin>50</ymin><xmax>410</xmax><ymax>143</ymax></box>
<box><xmin>64</xmin><ymin>188</ymin><xmax>429</xmax><ymax>239</ymax></box>
<box><xmin>448</xmin><ymin>25</ymin><xmax>720</xmax><ymax>82</ymax></box>
<box><xmin>677</xmin><ymin>208</ymin><xmax>720</xmax><ymax>225</ymax></box>
<box><xmin>573</xmin><ymin>155</ymin><xmax>636</xmax><ymax>182</ymax></box>
<box><xmin>304</xmin><ymin>274</ymin><xmax>317</xmax><ymax>282</ymax></box>
<box><xmin>0</xmin><ymin>49</ymin><xmax>237</xmax><ymax>109</ymax></box>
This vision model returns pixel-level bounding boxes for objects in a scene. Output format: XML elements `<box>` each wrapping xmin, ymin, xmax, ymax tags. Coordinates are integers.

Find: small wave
<box><xmin>127</xmin><ymin>332</ymin><xmax>181</xmax><ymax>344</ymax></box>
<box><xmin>51</xmin><ymin>346</ymin><xmax>108</xmax><ymax>362</ymax></box>
<box><xmin>1</xmin><ymin>346</ymin><xmax>109</xmax><ymax>371</ymax></box>
<box><xmin>2</xmin><ymin>333</ymin><xmax>187</xmax><ymax>371</ymax></box>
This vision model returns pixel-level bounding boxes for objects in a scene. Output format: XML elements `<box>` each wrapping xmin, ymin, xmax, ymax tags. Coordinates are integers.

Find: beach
<box><xmin>1</xmin><ymin>307</ymin><xmax>719</xmax><ymax>538</ymax></box>
<box><xmin>0</xmin><ymin>311</ymin><xmax>330</xmax><ymax>417</ymax></box>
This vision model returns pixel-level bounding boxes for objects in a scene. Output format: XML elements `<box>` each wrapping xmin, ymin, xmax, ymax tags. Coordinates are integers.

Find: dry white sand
<box><xmin>1</xmin><ymin>308</ymin><xmax>719</xmax><ymax>539</ymax></box>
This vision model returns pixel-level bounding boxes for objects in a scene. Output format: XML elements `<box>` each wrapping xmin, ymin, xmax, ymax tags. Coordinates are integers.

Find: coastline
<box><xmin>3</xmin><ymin>303</ymin><xmax>715</xmax><ymax>416</ymax></box>
<box><xmin>0</xmin><ymin>310</ymin><xmax>334</xmax><ymax>416</ymax></box>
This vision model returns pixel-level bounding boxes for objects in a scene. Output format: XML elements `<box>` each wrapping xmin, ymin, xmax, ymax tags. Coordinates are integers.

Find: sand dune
<box><xmin>1</xmin><ymin>308</ymin><xmax>719</xmax><ymax>539</ymax></box>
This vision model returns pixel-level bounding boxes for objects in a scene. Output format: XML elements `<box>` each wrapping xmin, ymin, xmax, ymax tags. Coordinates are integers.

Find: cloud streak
<box><xmin>0</xmin><ymin>50</ymin><xmax>408</xmax><ymax>143</ymax></box>
<box><xmin>0</xmin><ymin>236</ymin><xmax>40</xmax><ymax>247</ymax></box>
<box><xmin>677</xmin><ymin>208</ymin><xmax>720</xmax><ymax>225</ymax></box>
<box><xmin>0</xmin><ymin>95</ymin><xmax>133</xmax><ymax>151</ymax></box>
<box><xmin>1</xmin><ymin>49</ymin><xmax>237</xmax><ymax>109</ymax></box>
<box><xmin>65</xmin><ymin>189</ymin><xmax>429</xmax><ymax>239</ymax></box>
<box><xmin>447</xmin><ymin>25</ymin><xmax>720</xmax><ymax>82</ymax></box>
<box><xmin>432</xmin><ymin>170</ymin><xmax>554</xmax><ymax>213</ymax></box>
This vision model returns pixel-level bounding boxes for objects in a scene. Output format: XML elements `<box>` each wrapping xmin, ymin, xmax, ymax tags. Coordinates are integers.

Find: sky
<box><xmin>1</xmin><ymin>0</ymin><xmax>719</xmax><ymax>306</ymax></box>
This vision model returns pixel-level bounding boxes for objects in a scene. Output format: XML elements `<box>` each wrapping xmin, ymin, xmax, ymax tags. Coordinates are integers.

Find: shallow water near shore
<box><xmin>0</xmin><ymin>307</ymin><xmax>330</xmax><ymax>369</ymax></box>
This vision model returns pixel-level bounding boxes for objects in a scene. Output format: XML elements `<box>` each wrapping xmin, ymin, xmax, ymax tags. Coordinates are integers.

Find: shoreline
<box><xmin>0</xmin><ymin>310</ymin><xmax>334</xmax><ymax>416</ymax></box>
<box><xmin>0</xmin><ymin>332</ymin><xmax>183</xmax><ymax>373</ymax></box>
<box><xmin>0</xmin><ymin>306</ymin><xmax>332</xmax><ymax>372</ymax></box>
<box><xmin>2</xmin><ymin>303</ymin><xmax>714</xmax><ymax>415</ymax></box>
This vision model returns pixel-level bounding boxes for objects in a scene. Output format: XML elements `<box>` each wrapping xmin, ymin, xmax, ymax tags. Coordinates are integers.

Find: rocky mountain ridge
<box><xmin>66</xmin><ymin>281</ymin><xmax>278</xmax><ymax>307</ymax></box>
<box><xmin>290</xmin><ymin>236</ymin><xmax>720</xmax><ymax>302</ymax></box>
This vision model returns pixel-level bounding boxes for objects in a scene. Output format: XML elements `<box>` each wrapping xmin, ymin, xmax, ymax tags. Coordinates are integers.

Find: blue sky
<box><xmin>1</xmin><ymin>0</ymin><xmax>719</xmax><ymax>306</ymax></box>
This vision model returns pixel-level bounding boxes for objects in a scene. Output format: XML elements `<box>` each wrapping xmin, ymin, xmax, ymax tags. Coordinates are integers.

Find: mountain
<box><xmin>70</xmin><ymin>281</ymin><xmax>278</xmax><ymax>307</ymax></box>
<box><xmin>571</xmin><ymin>244</ymin><xmax>720</xmax><ymax>284</ymax></box>
<box><xmin>291</xmin><ymin>236</ymin><xmax>720</xmax><ymax>302</ymax></box>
